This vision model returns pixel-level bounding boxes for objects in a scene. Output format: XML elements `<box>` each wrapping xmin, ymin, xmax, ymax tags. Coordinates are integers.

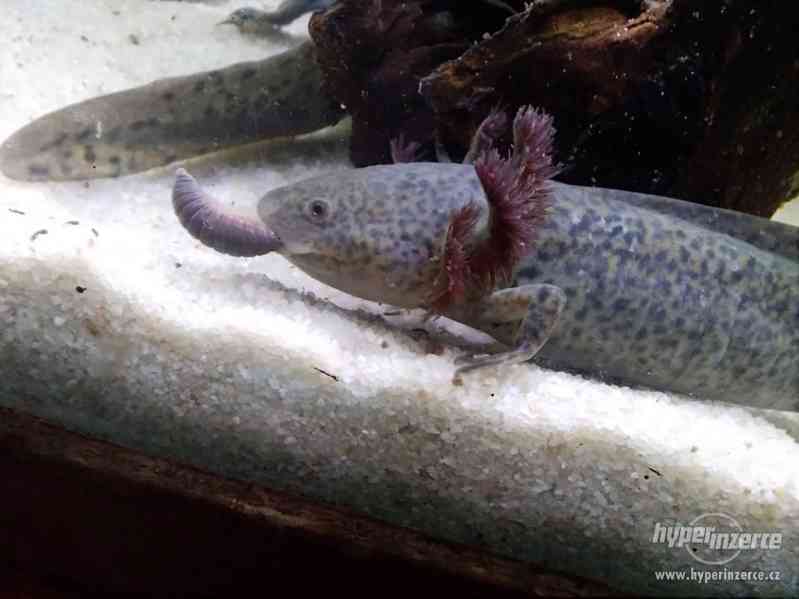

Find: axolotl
<box><xmin>172</xmin><ymin>107</ymin><xmax>799</xmax><ymax>412</ymax></box>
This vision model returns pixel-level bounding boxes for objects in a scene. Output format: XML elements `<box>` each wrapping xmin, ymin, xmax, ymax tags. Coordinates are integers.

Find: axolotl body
<box><xmin>173</xmin><ymin>107</ymin><xmax>799</xmax><ymax>412</ymax></box>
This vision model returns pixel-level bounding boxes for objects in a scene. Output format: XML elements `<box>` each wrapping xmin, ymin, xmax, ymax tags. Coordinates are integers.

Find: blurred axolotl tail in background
<box><xmin>0</xmin><ymin>0</ymin><xmax>526</xmax><ymax>183</ymax></box>
<box><xmin>172</xmin><ymin>106</ymin><xmax>799</xmax><ymax>412</ymax></box>
<box><xmin>0</xmin><ymin>41</ymin><xmax>344</xmax><ymax>181</ymax></box>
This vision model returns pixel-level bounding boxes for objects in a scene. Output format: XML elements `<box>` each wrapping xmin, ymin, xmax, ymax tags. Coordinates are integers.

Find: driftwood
<box><xmin>310</xmin><ymin>0</ymin><xmax>799</xmax><ymax>217</ymax></box>
<box><xmin>0</xmin><ymin>407</ymin><xmax>619</xmax><ymax>597</ymax></box>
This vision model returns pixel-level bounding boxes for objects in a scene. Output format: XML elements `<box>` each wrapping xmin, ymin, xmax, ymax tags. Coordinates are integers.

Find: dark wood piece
<box><xmin>311</xmin><ymin>0</ymin><xmax>799</xmax><ymax>217</ymax></box>
<box><xmin>0</xmin><ymin>407</ymin><xmax>620</xmax><ymax>597</ymax></box>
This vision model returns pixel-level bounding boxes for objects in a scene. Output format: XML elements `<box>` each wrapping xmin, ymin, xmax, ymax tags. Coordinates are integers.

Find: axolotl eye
<box><xmin>305</xmin><ymin>199</ymin><xmax>330</xmax><ymax>223</ymax></box>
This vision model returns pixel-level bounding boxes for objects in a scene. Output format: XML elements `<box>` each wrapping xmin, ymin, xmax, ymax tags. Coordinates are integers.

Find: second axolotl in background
<box><xmin>172</xmin><ymin>107</ymin><xmax>799</xmax><ymax>412</ymax></box>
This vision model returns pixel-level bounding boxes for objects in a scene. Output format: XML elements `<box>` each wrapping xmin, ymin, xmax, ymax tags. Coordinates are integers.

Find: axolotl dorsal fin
<box><xmin>551</xmin><ymin>181</ymin><xmax>799</xmax><ymax>264</ymax></box>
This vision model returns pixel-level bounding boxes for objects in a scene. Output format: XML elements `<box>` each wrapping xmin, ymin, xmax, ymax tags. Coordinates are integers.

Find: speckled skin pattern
<box><xmin>0</xmin><ymin>41</ymin><xmax>343</xmax><ymax>181</ymax></box>
<box><xmin>259</xmin><ymin>163</ymin><xmax>490</xmax><ymax>308</ymax></box>
<box><xmin>258</xmin><ymin>165</ymin><xmax>799</xmax><ymax>411</ymax></box>
<box><xmin>526</xmin><ymin>181</ymin><xmax>798</xmax><ymax>410</ymax></box>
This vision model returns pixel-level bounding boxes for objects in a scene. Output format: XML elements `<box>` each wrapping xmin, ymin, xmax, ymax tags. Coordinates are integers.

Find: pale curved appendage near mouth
<box><xmin>172</xmin><ymin>168</ymin><xmax>282</xmax><ymax>257</ymax></box>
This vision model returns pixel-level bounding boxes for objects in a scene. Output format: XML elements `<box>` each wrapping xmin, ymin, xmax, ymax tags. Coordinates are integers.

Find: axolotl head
<box><xmin>173</xmin><ymin>106</ymin><xmax>558</xmax><ymax>311</ymax></box>
<box><xmin>172</xmin><ymin>163</ymin><xmax>489</xmax><ymax>308</ymax></box>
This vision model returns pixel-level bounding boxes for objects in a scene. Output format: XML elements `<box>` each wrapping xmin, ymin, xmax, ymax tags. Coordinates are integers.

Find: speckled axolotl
<box><xmin>172</xmin><ymin>106</ymin><xmax>799</xmax><ymax>412</ymax></box>
<box><xmin>0</xmin><ymin>41</ymin><xmax>344</xmax><ymax>181</ymax></box>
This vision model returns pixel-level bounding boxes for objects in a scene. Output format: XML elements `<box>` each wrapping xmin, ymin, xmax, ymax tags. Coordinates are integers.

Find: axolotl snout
<box><xmin>173</xmin><ymin>107</ymin><xmax>799</xmax><ymax>412</ymax></box>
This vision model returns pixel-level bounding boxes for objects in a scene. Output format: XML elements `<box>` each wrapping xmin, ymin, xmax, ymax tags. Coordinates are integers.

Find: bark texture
<box><xmin>311</xmin><ymin>0</ymin><xmax>799</xmax><ymax>217</ymax></box>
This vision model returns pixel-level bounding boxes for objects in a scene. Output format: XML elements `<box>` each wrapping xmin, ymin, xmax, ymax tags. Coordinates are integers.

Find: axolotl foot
<box><xmin>451</xmin><ymin>284</ymin><xmax>566</xmax><ymax>384</ymax></box>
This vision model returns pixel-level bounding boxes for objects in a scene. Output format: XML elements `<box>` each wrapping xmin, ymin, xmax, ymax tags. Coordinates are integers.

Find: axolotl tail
<box><xmin>0</xmin><ymin>41</ymin><xmax>344</xmax><ymax>181</ymax></box>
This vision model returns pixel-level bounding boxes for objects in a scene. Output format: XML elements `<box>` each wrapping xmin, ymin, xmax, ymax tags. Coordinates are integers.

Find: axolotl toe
<box><xmin>173</xmin><ymin>107</ymin><xmax>799</xmax><ymax>412</ymax></box>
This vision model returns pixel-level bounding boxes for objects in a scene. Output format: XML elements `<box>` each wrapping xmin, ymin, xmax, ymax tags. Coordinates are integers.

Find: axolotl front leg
<box><xmin>172</xmin><ymin>106</ymin><xmax>565</xmax><ymax>382</ymax></box>
<box><xmin>392</xmin><ymin>107</ymin><xmax>568</xmax><ymax>379</ymax></box>
<box><xmin>447</xmin><ymin>284</ymin><xmax>566</xmax><ymax>381</ymax></box>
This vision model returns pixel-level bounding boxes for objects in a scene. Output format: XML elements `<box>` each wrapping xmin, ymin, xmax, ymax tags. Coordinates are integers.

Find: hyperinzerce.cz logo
<box><xmin>651</xmin><ymin>513</ymin><xmax>782</xmax><ymax>565</ymax></box>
